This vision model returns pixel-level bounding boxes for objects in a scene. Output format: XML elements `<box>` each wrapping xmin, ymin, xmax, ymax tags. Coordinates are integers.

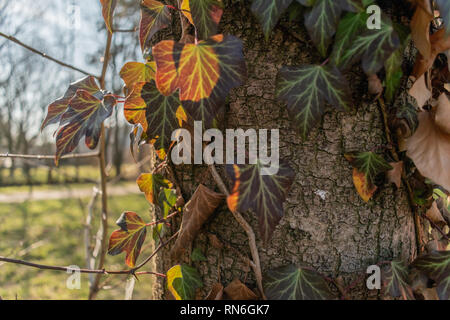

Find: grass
<box><xmin>0</xmin><ymin>192</ymin><xmax>158</xmax><ymax>300</ymax></box>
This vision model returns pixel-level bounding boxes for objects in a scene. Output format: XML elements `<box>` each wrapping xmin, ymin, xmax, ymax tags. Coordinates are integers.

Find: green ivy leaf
<box><xmin>187</xmin><ymin>0</ymin><xmax>223</xmax><ymax>40</ymax></box>
<box><xmin>139</xmin><ymin>0</ymin><xmax>171</xmax><ymax>53</ymax></box>
<box><xmin>384</xmin><ymin>48</ymin><xmax>403</xmax><ymax>103</ymax></box>
<box><xmin>338</xmin><ymin>14</ymin><xmax>400</xmax><ymax>74</ymax></box>
<box><xmin>191</xmin><ymin>248</ymin><xmax>207</xmax><ymax>262</ymax></box>
<box><xmin>55</xmin><ymin>90</ymin><xmax>116</xmax><ymax>165</ymax></box>
<box><xmin>250</xmin><ymin>0</ymin><xmax>293</xmax><ymax>38</ymax></box>
<box><xmin>276</xmin><ymin>64</ymin><xmax>352</xmax><ymax>139</ymax></box>
<box><xmin>436</xmin><ymin>0</ymin><xmax>450</xmax><ymax>35</ymax></box>
<box><xmin>226</xmin><ymin>160</ymin><xmax>295</xmax><ymax>243</ymax></box>
<box><xmin>304</xmin><ymin>0</ymin><xmax>357</xmax><ymax>57</ymax></box>
<box><xmin>351</xmin><ymin>152</ymin><xmax>393</xmax><ymax>183</ymax></box>
<box><xmin>137</xmin><ymin>173</ymin><xmax>173</xmax><ymax>205</ymax></box>
<box><xmin>383</xmin><ymin>260</ymin><xmax>414</xmax><ymax>300</ymax></box>
<box><xmin>396</xmin><ymin>102</ymin><xmax>419</xmax><ymax>134</ymax></box>
<box><xmin>330</xmin><ymin>11</ymin><xmax>368</xmax><ymax>66</ymax></box>
<box><xmin>124</xmin><ymin>81</ymin><xmax>183</xmax><ymax>158</ymax></box>
<box><xmin>413</xmin><ymin>251</ymin><xmax>450</xmax><ymax>300</ymax></box>
<box><xmin>167</xmin><ymin>264</ymin><xmax>203</xmax><ymax>300</ymax></box>
<box><xmin>264</xmin><ymin>265</ymin><xmax>333</xmax><ymax>300</ymax></box>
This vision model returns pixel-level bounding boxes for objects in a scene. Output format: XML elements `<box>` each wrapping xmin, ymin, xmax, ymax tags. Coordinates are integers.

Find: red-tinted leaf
<box><xmin>153</xmin><ymin>35</ymin><xmax>246</xmax><ymax>127</ymax></box>
<box><xmin>139</xmin><ymin>0</ymin><xmax>171</xmax><ymax>53</ymax></box>
<box><xmin>226</xmin><ymin>160</ymin><xmax>295</xmax><ymax>243</ymax></box>
<box><xmin>41</xmin><ymin>76</ymin><xmax>101</xmax><ymax>131</ymax></box>
<box><xmin>55</xmin><ymin>90</ymin><xmax>116</xmax><ymax>165</ymax></box>
<box><xmin>108</xmin><ymin>212</ymin><xmax>147</xmax><ymax>268</ymax></box>
<box><xmin>100</xmin><ymin>0</ymin><xmax>118</xmax><ymax>33</ymax></box>
<box><xmin>120</xmin><ymin>61</ymin><xmax>156</xmax><ymax>92</ymax></box>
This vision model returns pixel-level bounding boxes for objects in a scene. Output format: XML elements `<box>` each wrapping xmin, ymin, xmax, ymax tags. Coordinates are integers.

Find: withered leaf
<box><xmin>171</xmin><ymin>185</ymin><xmax>225</xmax><ymax>259</ymax></box>
<box><xmin>205</xmin><ymin>283</ymin><xmax>224</xmax><ymax>300</ymax></box>
<box><xmin>386</xmin><ymin>161</ymin><xmax>403</xmax><ymax>188</ymax></box>
<box><xmin>411</xmin><ymin>0</ymin><xmax>433</xmax><ymax>60</ymax></box>
<box><xmin>409</xmin><ymin>74</ymin><xmax>431</xmax><ymax>109</ymax></box>
<box><xmin>223</xmin><ymin>279</ymin><xmax>259</xmax><ymax>300</ymax></box>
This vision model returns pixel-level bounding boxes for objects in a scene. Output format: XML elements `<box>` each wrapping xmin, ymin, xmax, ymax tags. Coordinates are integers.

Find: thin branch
<box><xmin>89</xmin><ymin>29</ymin><xmax>114</xmax><ymax>300</ymax></box>
<box><xmin>0</xmin><ymin>152</ymin><xmax>99</xmax><ymax>160</ymax></box>
<box><xmin>208</xmin><ymin>164</ymin><xmax>266</xmax><ymax>300</ymax></box>
<box><xmin>0</xmin><ymin>31</ymin><xmax>100</xmax><ymax>79</ymax></box>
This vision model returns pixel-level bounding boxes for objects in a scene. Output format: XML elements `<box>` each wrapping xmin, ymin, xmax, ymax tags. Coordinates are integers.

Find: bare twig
<box><xmin>89</xmin><ymin>29</ymin><xmax>114</xmax><ymax>300</ymax></box>
<box><xmin>0</xmin><ymin>152</ymin><xmax>99</xmax><ymax>160</ymax></box>
<box><xmin>84</xmin><ymin>187</ymin><xmax>101</xmax><ymax>288</ymax></box>
<box><xmin>208</xmin><ymin>164</ymin><xmax>266</xmax><ymax>300</ymax></box>
<box><xmin>0</xmin><ymin>31</ymin><xmax>100</xmax><ymax>79</ymax></box>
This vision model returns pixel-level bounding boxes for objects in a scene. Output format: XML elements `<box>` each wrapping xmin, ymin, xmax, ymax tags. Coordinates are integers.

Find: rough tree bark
<box><xmin>153</xmin><ymin>0</ymin><xmax>418</xmax><ymax>299</ymax></box>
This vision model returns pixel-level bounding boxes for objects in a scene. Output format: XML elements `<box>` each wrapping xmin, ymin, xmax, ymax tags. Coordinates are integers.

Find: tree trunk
<box><xmin>153</xmin><ymin>0</ymin><xmax>418</xmax><ymax>300</ymax></box>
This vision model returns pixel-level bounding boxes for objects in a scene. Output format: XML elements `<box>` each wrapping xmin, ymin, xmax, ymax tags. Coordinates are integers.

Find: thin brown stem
<box><xmin>89</xmin><ymin>29</ymin><xmax>114</xmax><ymax>300</ymax></box>
<box><xmin>208</xmin><ymin>164</ymin><xmax>266</xmax><ymax>300</ymax></box>
<box><xmin>0</xmin><ymin>32</ymin><xmax>100</xmax><ymax>79</ymax></box>
<box><xmin>0</xmin><ymin>152</ymin><xmax>99</xmax><ymax>160</ymax></box>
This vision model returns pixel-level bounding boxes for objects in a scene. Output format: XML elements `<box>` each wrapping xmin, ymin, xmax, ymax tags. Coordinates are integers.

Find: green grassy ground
<box><xmin>0</xmin><ymin>192</ymin><xmax>157</xmax><ymax>300</ymax></box>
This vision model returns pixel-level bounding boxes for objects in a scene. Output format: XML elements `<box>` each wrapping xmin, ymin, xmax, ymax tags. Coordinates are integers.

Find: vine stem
<box><xmin>88</xmin><ymin>29</ymin><xmax>114</xmax><ymax>300</ymax></box>
<box><xmin>377</xmin><ymin>97</ymin><xmax>424</xmax><ymax>254</ymax></box>
<box><xmin>208</xmin><ymin>164</ymin><xmax>267</xmax><ymax>300</ymax></box>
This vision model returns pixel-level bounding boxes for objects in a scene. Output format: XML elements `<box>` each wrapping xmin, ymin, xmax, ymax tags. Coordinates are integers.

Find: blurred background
<box><xmin>0</xmin><ymin>0</ymin><xmax>156</xmax><ymax>299</ymax></box>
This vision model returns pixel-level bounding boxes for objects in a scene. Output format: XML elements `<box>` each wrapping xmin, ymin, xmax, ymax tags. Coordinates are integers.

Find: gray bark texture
<box><xmin>153</xmin><ymin>0</ymin><xmax>418</xmax><ymax>300</ymax></box>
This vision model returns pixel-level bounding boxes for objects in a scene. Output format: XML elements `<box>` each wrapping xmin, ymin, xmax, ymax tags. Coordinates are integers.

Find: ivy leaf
<box><xmin>226</xmin><ymin>160</ymin><xmax>295</xmax><ymax>243</ymax></box>
<box><xmin>167</xmin><ymin>264</ymin><xmax>203</xmax><ymax>300</ymax></box>
<box><xmin>124</xmin><ymin>81</ymin><xmax>183</xmax><ymax>157</ymax></box>
<box><xmin>276</xmin><ymin>64</ymin><xmax>352</xmax><ymax>139</ymax></box>
<box><xmin>137</xmin><ymin>173</ymin><xmax>173</xmax><ymax>205</ymax></box>
<box><xmin>436</xmin><ymin>0</ymin><xmax>450</xmax><ymax>35</ymax></box>
<box><xmin>330</xmin><ymin>11</ymin><xmax>368</xmax><ymax>67</ymax></box>
<box><xmin>139</xmin><ymin>0</ymin><xmax>171</xmax><ymax>53</ymax></box>
<box><xmin>153</xmin><ymin>35</ymin><xmax>246</xmax><ymax>127</ymax></box>
<box><xmin>384</xmin><ymin>47</ymin><xmax>403</xmax><ymax>103</ymax></box>
<box><xmin>191</xmin><ymin>247</ymin><xmax>207</xmax><ymax>262</ymax></box>
<box><xmin>338</xmin><ymin>14</ymin><xmax>400</xmax><ymax>74</ymax></box>
<box><xmin>182</xmin><ymin>0</ymin><xmax>223</xmax><ymax>40</ymax></box>
<box><xmin>41</xmin><ymin>76</ymin><xmax>102</xmax><ymax>131</ymax></box>
<box><xmin>120</xmin><ymin>61</ymin><xmax>156</xmax><ymax>92</ymax></box>
<box><xmin>345</xmin><ymin>152</ymin><xmax>392</xmax><ymax>202</ymax></box>
<box><xmin>396</xmin><ymin>102</ymin><xmax>419</xmax><ymax>134</ymax></box>
<box><xmin>304</xmin><ymin>0</ymin><xmax>357</xmax><ymax>57</ymax></box>
<box><xmin>108</xmin><ymin>212</ymin><xmax>147</xmax><ymax>268</ymax></box>
<box><xmin>264</xmin><ymin>265</ymin><xmax>333</xmax><ymax>300</ymax></box>
<box><xmin>250</xmin><ymin>0</ymin><xmax>293</xmax><ymax>38</ymax></box>
<box><xmin>55</xmin><ymin>90</ymin><xmax>116</xmax><ymax>165</ymax></box>
<box><xmin>100</xmin><ymin>0</ymin><xmax>118</xmax><ymax>33</ymax></box>
<box><xmin>413</xmin><ymin>251</ymin><xmax>450</xmax><ymax>300</ymax></box>
<box><xmin>383</xmin><ymin>260</ymin><xmax>415</xmax><ymax>300</ymax></box>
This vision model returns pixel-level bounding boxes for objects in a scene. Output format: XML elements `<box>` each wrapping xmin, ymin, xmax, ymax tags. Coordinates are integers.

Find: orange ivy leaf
<box><xmin>55</xmin><ymin>90</ymin><xmax>116</xmax><ymax>165</ymax></box>
<box><xmin>137</xmin><ymin>172</ymin><xmax>173</xmax><ymax>205</ymax></box>
<box><xmin>120</xmin><ymin>61</ymin><xmax>156</xmax><ymax>93</ymax></box>
<box><xmin>100</xmin><ymin>0</ymin><xmax>118</xmax><ymax>33</ymax></box>
<box><xmin>352</xmin><ymin>167</ymin><xmax>377</xmax><ymax>202</ymax></box>
<box><xmin>153</xmin><ymin>35</ymin><xmax>246</xmax><ymax>126</ymax></box>
<box><xmin>41</xmin><ymin>76</ymin><xmax>101</xmax><ymax>131</ymax></box>
<box><xmin>139</xmin><ymin>0</ymin><xmax>171</xmax><ymax>53</ymax></box>
<box><xmin>108</xmin><ymin>212</ymin><xmax>147</xmax><ymax>268</ymax></box>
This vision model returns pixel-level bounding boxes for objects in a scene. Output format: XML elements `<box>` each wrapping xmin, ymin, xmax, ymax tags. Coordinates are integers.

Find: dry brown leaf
<box><xmin>406</xmin><ymin>93</ymin><xmax>450</xmax><ymax>192</ymax></box>
<box><xmin>411</xmin><ymin>0</ymin><xmax>433</xmax><ymax>59</ymax></box>
<box><xmin>408</xmin><ymin>74</ymin><xmax>431</xmax><ymax>108</ymax></box>
<box><xmin>223</xmin><ymin>279</ymin><xmax>259</xmax><ymax>300</ymax></box>
<box><xmin>386</xmin><ymin>161</ymin><xmax>403</xmax><ymax>188</ymax></box>
<box><xmin>205</xmin><ymin>283</ymin><xmax>224</xmax><ymax>300</ymax></box>
<box><xmin>426</xmin><ymin>201</ymin><xmax>447</xmax><ymax>227</ymax></box>
<box><xmin>413</xmin><ymin>28</ymin><xmax>450</xmax><ymax>79</ymax></box>
<box><xmin>171</xmin><ymin>184</ymin><xmax>225</xmax><ymax>259</ymax></box>
<box><xmin>367</xmin><ymin>74</ymin><xmax>383</xmax><ymax>97</ymax></box>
